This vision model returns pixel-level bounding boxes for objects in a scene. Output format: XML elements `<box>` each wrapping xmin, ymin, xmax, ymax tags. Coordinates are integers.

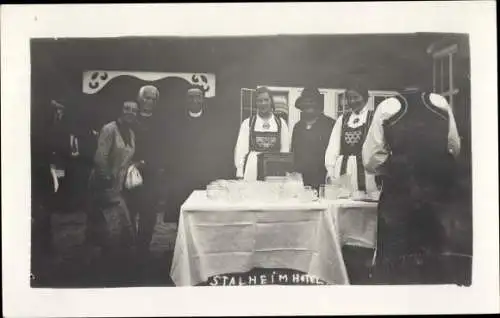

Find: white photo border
<box><xmin>2</xmin><ymin>2</ymin><xmax>498</xmax><ymax>316</ymax></box>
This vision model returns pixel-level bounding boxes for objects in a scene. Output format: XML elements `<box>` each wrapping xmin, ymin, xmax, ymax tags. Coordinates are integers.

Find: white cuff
<box><xmin>236</xmin><ymin>166</ymin><xmax>244</xmax><ymax>178</ymax></box>
<box><xmin>326</xmin><ymin>166</ymin><xmax>335</xmax><ymax>178</ymax></box>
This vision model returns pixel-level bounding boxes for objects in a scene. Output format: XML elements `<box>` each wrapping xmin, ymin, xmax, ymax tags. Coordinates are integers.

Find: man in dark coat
<box><xmin>31</xmin><ymin>101</ymin><xmax>60</xmax><ymax>268</ymax></box>
<box><xmin>125</xmin><ymin>85</ymin><xmax>162</xmax><ymax>256</ymax></box>
<box><xmin>164</xmin><ymin>85</ymin><xmax>217</xmax><ymax>223</ymax></box>
<box><xmin>291</xmin><ymin>87</ymin><xmax>335</xmax><ymax>190</ymax></box>
<box><xmin>46</xmin><ymin>100</ymin><xmax>73</xmax><ymax>212</ymax></box>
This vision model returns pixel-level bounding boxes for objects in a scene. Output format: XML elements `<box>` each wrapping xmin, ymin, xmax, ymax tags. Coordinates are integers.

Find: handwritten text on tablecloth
<box><xmin>207</xmin><ymin>270</ymin><xmax>327</xmax><ymax>286</ymax></box>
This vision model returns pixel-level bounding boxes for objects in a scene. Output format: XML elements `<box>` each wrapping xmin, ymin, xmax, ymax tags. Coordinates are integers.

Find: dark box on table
<box><xmin>257</xmin><ymin>152</ymin><xmax>295</xmax><ymax>180</ymax></box>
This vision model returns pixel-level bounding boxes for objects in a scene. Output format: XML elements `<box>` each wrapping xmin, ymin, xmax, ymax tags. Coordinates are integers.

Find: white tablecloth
<box><xmin>327</xmin><ymin>199</ymin><xmax>378</xmax><ymax>249</ymax></box>
<box><xmin>170</xmin><ymin>191</ymin><xmax>350</xmax><ymax>286</ymax></box>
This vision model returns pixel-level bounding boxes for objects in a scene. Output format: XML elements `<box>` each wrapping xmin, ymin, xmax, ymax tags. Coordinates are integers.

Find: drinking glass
<box><xmin>286</xmin><ymin>172</ymin><xmax>304</xmax><ymax>185</ymax></box>
<box><xmin>207</xmin><ymin>184</ymin><xmax>227</xmax><ymax>201</ymax></box>
<box><xmin>310</xmin><ymin>187</ymin><xmax>319</xmax><ymax>201</ymax></box>
<box><xmin>298</xmin><ymin>186</ymin><xmax>316</xmax><ymax>202</ymax></box>
<box><xmin>226</xmin><ymin>181</ymin><xmax>242</xmax><ymax>202</ymax></box>
<box><xmin>319</xmin><ymin>185</ymin><xmax>326</xmax><ymax>199</ymax></box>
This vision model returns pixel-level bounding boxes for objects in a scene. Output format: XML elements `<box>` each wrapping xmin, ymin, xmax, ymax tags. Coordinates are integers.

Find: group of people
<box><xmin>85</xmin><ymin>85</ymin><xmax>220</xmax><ymax>260</ymax></box>
<box><xmin>235</xmin><ymin>85</ymin><xmax>380</xmax><ymax>193</ymax></box>
<box><xmin>235</xmin><ymin>84</ymin><xmax>461</xmax><ymax>284</ymax></box>
<box><xmin>33</xmin><ymin>80</ymin><xmax>462</xmax><ymax>284</ymax></box>
<box><xmin>32</xmin><ymin>84</ymin><xmax>216</xmax><ymax>265</ymax></box>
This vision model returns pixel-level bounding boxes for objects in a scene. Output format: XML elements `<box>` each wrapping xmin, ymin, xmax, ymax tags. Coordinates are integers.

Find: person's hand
<box><xmin>50</xmin><ymin>166</ymin><xmax>59</xmax><ymax>193</ymax></box>
<box><xmin>53</xmin><ymin>175</ymin><xmax>59</xmax><ymax>193</ymax></box>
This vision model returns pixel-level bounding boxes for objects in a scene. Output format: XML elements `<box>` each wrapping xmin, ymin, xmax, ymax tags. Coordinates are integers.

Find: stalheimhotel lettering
<box><xmin>207</xmin><ymin>271</ymin><xmax>326</xmax><ymax>286</ymax></box>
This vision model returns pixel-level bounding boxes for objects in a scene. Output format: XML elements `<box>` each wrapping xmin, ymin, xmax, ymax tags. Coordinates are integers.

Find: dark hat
<box><xmin>295</xmin><ymin>87</ymin><xmax>323</xmax><ymax>110</ymax></box>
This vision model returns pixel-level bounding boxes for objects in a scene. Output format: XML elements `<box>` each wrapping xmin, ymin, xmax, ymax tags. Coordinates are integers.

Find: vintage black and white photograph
<box><xmin>2</xmin><ymin>2</ymin><xmax>498</xmax><ymax>317</ymax></box>
<box><xmin>29</xmin><ymin>32</ymin><xmax>474</xmax><ymax>288</ymax></box>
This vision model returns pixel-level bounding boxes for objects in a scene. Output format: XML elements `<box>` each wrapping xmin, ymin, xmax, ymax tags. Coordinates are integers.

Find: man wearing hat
<box><xmin>291</xmin><ymin>87</ymin><xmax>335</xmax><ymax>190</ymax></box>
<box><xmin>325</xmin><ymin>86</ymin><xmax>378</xmax><ymax>194</ymax></box>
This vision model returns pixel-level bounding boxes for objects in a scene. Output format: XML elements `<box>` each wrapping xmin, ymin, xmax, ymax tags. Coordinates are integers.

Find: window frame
<box><xmin>433</xmin><ymin>44</ymin><xmax>459</xmax><ymax>108</ymax></box>
<box><xmin>240</xmin><ymin>88</ymin><xmax>255</xmax><ymax>124</ymax></box>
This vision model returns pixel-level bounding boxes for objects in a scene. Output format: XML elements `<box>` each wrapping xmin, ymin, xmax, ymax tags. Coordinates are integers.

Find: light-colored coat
<box><xmin>90</xmin><ymin>121</ymin><xmax>135</xmax><ymax>202</ymax></box>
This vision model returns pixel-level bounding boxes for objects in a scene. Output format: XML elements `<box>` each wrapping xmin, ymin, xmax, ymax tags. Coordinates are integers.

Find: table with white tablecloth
<box><xmin>170</xmin><ymin>191</ymin><xmax>353</xmax><ymax>286</ymax></box>
<box><xmin>170</xmin><ymin>191</ymin><xmax>378</xmax><ymax>286</ymax></box>
<box><xmin>327</xmin><ymin>199</ymin><xmax>378</xmax><ymax>249</ymax></box>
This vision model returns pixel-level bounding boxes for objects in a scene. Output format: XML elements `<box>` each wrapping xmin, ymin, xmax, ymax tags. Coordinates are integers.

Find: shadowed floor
<box><xmin>31</xmin><ymin>211</ymin><xmax>177</xmax><ymax>288</ymax></box>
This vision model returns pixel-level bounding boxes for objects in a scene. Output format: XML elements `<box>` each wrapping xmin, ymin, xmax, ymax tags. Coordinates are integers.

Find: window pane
<box><xmin>437</xmin><ymin>57</ymin><xmax>443</xmax><ymax>93</ymax></box>
<box><xmin>241</xmin><ymin>88</ymin><xmax>254</xmax><ymax>122</ymax></box>
<box><xmin>273</xmin><ymin>93</ymin><xmax>289</xmax><ymax>123</ymax></box>
<box><xmin>442</xmin><ymin>56</ymin><xmax>450</xmax><ymax>92</ymax></box>
<box><xmin>337</xmin><ymin>92</ymin><xmax>347</xmax><ymax>118</ymax></box>
<box><xmin>433</xmin><ymin>59</ymin><xmax>437</xmax><ymax>91</ymax></box>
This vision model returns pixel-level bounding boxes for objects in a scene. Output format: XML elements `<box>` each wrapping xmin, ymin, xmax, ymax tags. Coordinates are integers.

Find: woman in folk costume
<box><xmin>86</xmin><ymin>101</ymin><xmax>138</xmax><ymax>255</ymax></box>
<box><xmin>325</xmin><ymin>87</ymin><xmax>378</xmax><ymax>193</ymax></box>
<box><xmin>234</xmin><ymin>86</ymin><xmax>290</xmax><ymax>181</ymax></box>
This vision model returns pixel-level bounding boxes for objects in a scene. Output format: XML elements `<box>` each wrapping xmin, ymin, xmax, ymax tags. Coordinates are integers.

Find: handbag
<box><xmin>124</xmin><ymin>164</ymin><xmax>143</xmax><ymax>190</ymax></box>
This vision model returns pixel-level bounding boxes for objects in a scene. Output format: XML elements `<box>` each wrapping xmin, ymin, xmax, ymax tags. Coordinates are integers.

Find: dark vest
<box><xmin>249</xmin><ymin>115</ymin><xmax>282</xmax><ymax>152</ymax></box>
<box><xmin>243</xmin><ymin>115</ymin><xmax>282</xmax><ymax>180</ymax></box>
<box><xmin>381</xmin><ymin>91</ymin><xmax>456</xmax><ymax>207</ymax></box>
<box><xmin>339</xmin><ymin>109</ymin><xmax>375</xmax><ymax>191</ymax></box>
<box><xmin>374</xmin><ymin>91</ymin><xmax>458</xmax><ymax>266</ymax></box>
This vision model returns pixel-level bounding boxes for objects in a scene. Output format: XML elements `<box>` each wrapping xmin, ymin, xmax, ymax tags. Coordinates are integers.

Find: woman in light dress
<box><xmin>86</xmin><ymin>100</ymin><xmax>139</xmax><ymax>256</ymax></box>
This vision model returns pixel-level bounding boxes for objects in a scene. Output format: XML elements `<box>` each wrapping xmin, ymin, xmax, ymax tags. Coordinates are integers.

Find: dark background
<box><xmin>31</xmin><ymin>33</ymin><xmax>471</xmax><ymax>181</ymax></box>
